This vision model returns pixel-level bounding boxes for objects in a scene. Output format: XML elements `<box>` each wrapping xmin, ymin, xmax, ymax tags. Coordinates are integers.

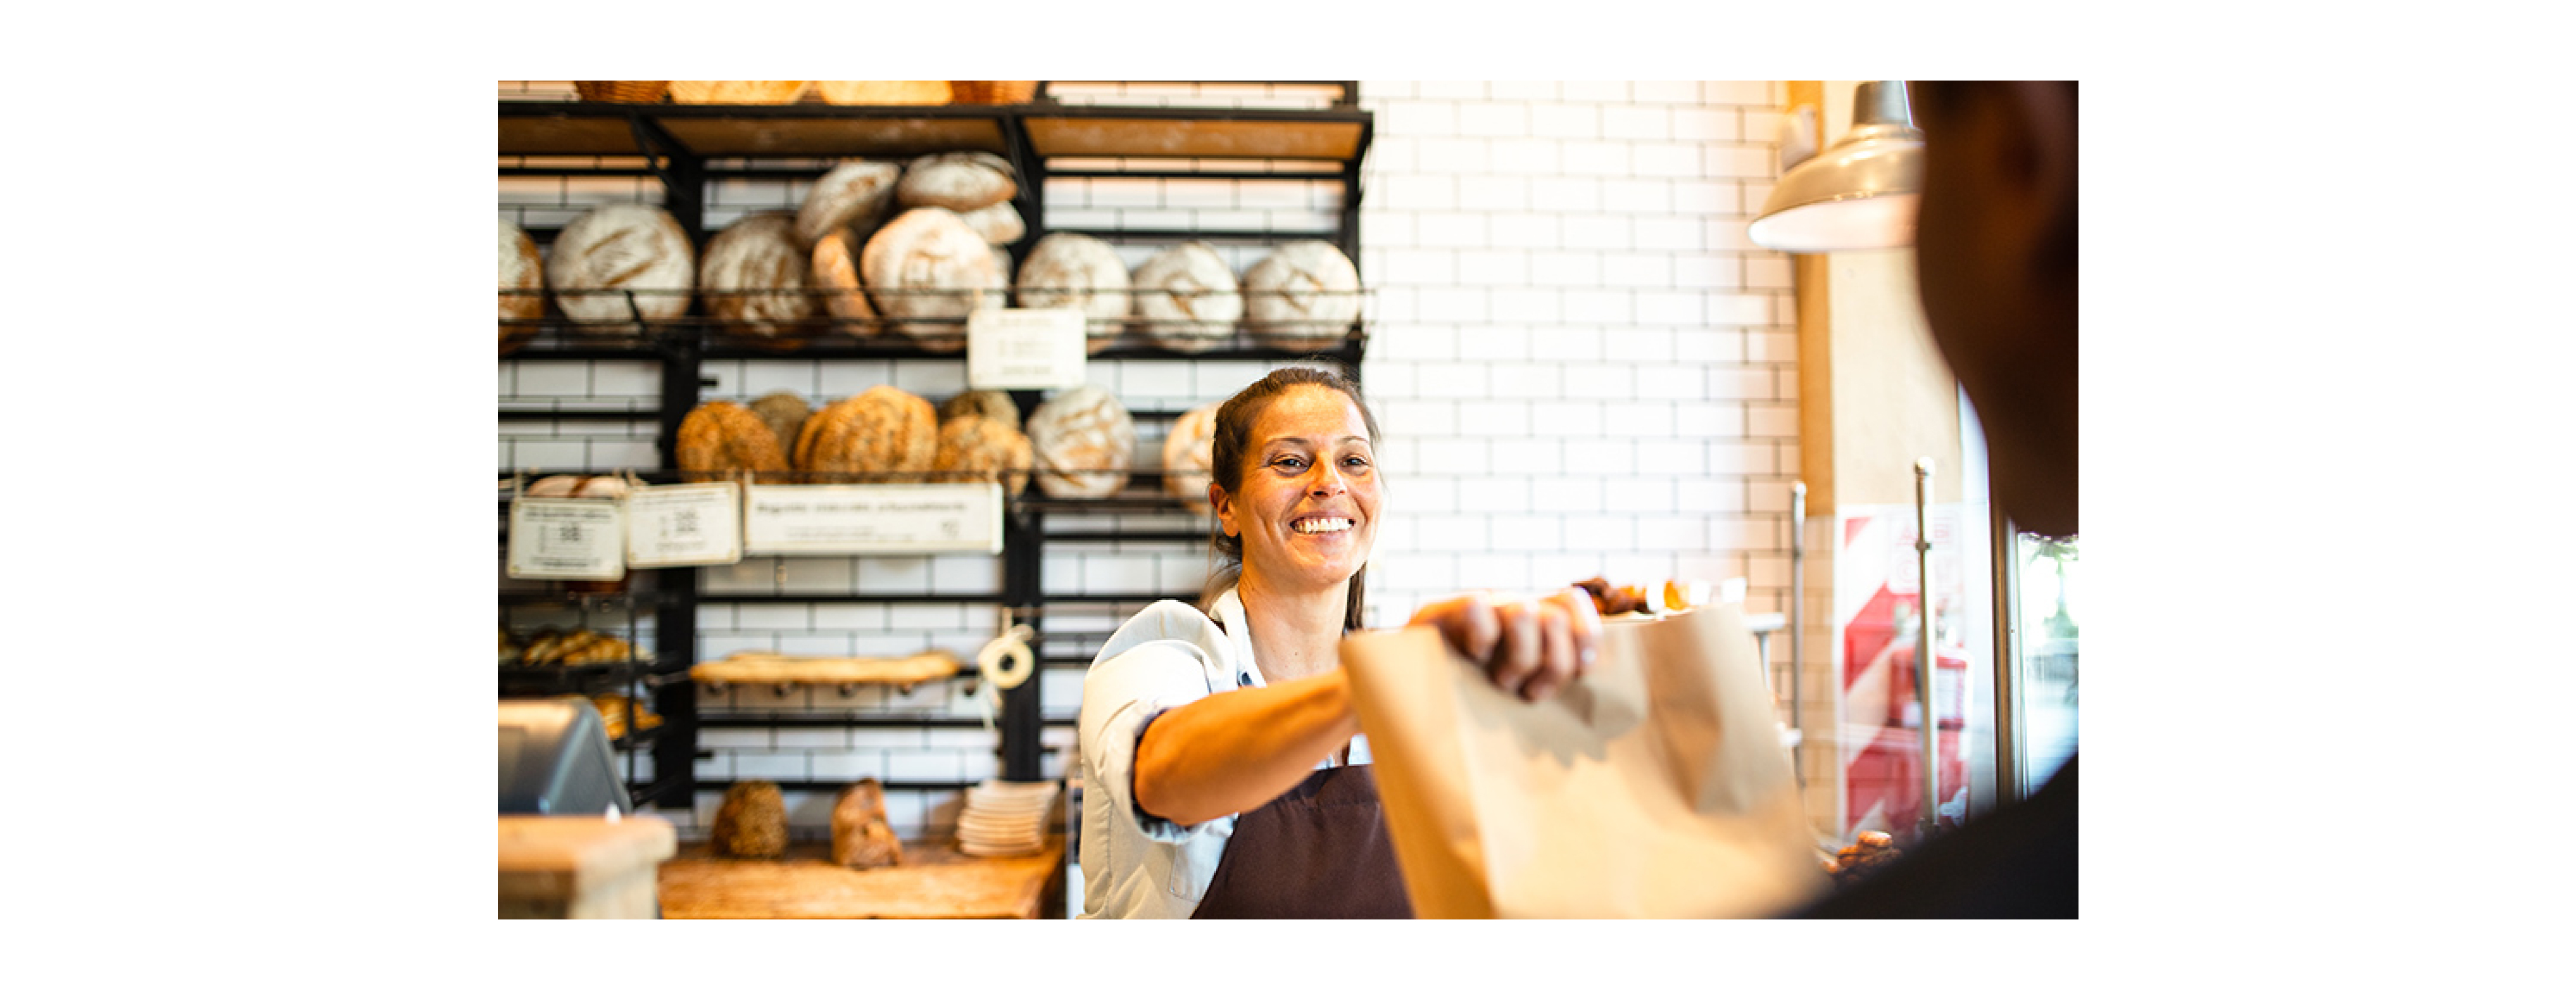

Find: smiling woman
<box><xmin>1074</xmin><ymin>367</ymin><xmax>1603</xmax><ymax>919</ymax></box>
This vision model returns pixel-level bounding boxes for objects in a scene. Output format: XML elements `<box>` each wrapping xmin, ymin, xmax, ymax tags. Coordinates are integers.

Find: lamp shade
<box><xmin>1748</xmin><ymin>81</ymin><xmax>1924</xmax><ymax>253</ymax></box>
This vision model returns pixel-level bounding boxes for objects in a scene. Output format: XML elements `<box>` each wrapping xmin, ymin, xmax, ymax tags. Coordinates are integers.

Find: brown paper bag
<box><xmin>1341</xmin><ymin>603</ymin><xmax>1827</xmax><ymax>918</ymax></box>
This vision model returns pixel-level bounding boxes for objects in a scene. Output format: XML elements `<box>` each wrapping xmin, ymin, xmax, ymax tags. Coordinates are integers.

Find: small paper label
<box><xmin>625</xmin><ymin>482</ymin><xmax>742</xmax><ymax>568</ymax></box>
<box><xmin>967</xmin><ymin>306</ymin><xmax>1086</xmax><ymax>390</ymax></box>
<box><xmin>507</xmin><ymin>498</ymin><xmax>626</xmax><ymax>580</ymax></box>
<box><xmin>744</xmin><ymin>483</ymin><xmax>1002</xmax><ymax>554</ymax></box>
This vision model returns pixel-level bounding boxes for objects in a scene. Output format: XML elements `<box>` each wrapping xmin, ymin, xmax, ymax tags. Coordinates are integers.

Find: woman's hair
<box><xmin>1199</xmin><ymin>366</ymin><xmax>1384</xmax><ymax>634</ymax></box>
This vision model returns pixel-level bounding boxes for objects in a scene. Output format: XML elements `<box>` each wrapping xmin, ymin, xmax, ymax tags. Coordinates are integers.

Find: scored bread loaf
<box><xmin>670</xmin><ymin>81</ymin><xmax>809</xmax><ymax>105</ymax></box>
<box><xmin>1242</xmin><ymin>240</ymin><xmax>1362</xmax><ymax>351</ymax></box>
<box><xmin>1015</xmin><ymin>232</ymin><xmax>1131</xmax><ymax>353</ymax></box>
<box><xmin>895</xmin><ymin>152</ymin><xmax>1017</xmax><ymax>212</ymax></box>
<box><xmin>809</xmin><ymin>226</ymin><xmax>878</xmax><ymax>329</ymax></box>
<box><xmin>795</xmin><ymin>386</ymin><xmax>940</xmax><ymax>483</ymax></box>
<box><xmin>1132</xmin><ymin>241</ymin><xmax>1242</xmax><ymax>352</ymax></box>
<box><xmin>931</xmin><ymin>414</ymin><xmax>1034</xmax><ymax>496</ymax></box>
<box><xmin>1162</xmin><ymin>401</ymin><xmax>1224</xmax><ymax>516</ymax></box>
<box><xmin>860</xmin><ymin>207</ymin><xmax>1005</xmax><ymax>351</ymax></box>
<box><xmin>699</xmin><ymin>213</ymin><xmax>814</xmax><ymax>339</ymax></box>
<box><xmin>1027</xmin><ymin>385</ymin><xmax>1135</xmax><ymax>499</ymax></box>
<box><xmin>676</xmin><ymin>399</ymin><xmax>793</xmax><ymax>483</ymax></box>
<box><xmin>795</xmin><ymin>159</ymin><xmax>902</xmax><ymax>248</ymax></box>
<box><xmin>957</xmin><ymin>201</ymin><xmax>1025</xmax><ymax>246</ymax></box>
<box><xmin>546</xmin><ymin>204</ymin><xmax>695</xmax><ymax>331</ymax></box>
<box><xmin>499</xmin><ymin>217</ymin><xmax>544</xmax><ymax>350</ymax></box>
<box><xmin>712</xmin><ymin>781</ymin><xmax>789</xmax><ymax>859</ymax></box>
<box><xmin>747</xmin><ymin>391</ymin><xmax>813</xmax><ymax>456</ymax></box>
<box><xmin>938</xmin><ymin>389</ymin><xmax>1020</xmax><ymax>430</ymax></box>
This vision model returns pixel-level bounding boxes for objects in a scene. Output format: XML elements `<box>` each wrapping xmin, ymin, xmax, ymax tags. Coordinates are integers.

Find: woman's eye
<box><xmin>1343</xmin><ymin>455</ymin><xmax>1370</xmax><ymax>469</ymax></box>
<box><xmin>1271</xmin><ymin>456</ymin><xmax>1305</xmax><ymax>471</ymax></box>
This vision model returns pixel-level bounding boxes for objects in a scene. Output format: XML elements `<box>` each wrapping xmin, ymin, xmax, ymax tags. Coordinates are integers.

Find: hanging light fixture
<box><xmin>1748</xmin><ymin>80</ymin><xmax>1924</xmax><ymax>253</ymax></box>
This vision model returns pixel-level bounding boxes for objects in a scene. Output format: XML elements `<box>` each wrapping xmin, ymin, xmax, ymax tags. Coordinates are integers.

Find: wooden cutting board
<box><xmin>657</xmin><ymin>836</ymin><xmax>1063</xmax><ymax>919</ymax></box>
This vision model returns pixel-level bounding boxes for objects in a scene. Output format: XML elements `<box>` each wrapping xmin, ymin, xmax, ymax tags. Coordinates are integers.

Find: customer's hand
<box><xmin>1408</xmin><ymin>588</ymin><xmax>1603</xmax><ymax>702</ymax></box>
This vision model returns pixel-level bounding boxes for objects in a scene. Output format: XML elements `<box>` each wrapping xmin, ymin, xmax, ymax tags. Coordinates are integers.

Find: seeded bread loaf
<box><xmin>1015</xmin><ymin>232</ymin><xmax>1131</xmax><ymax>353</ymax></box>
<box><xmin>795</xmin><ymin>386</ymin><xmax>940</xmax><ymax>483</ymax></box>
<box><xmin>860</xmin><ymin>207</ymin><xmax>1005</xmax><ymax>351</ymax></box>
<box><xmin>546</xmin><ymin>204</ymin><xmax>695</xmax><ymax>331</ymax></box>
<box><xmin>895</xmin><ymin>152</ymin><xmax>1017</xmax><ymax>212</ymax></box>
<box><xmin>1133</xmin><ymin>241</ymin><xmax>1242</xmax><ymax>352</ymax></box>
<box><xmin>938</xmin><ymin>389</ymin><xmax>1020</xmax><ymax>429</ymax></box>
<box><xmin>699</xmin><ymin>213</ymin><xmax>813</xmax><ymax>339</ymax></box>
<box><xmin>499</xmin><ymin>217</ymin><xmax>544</xmax><ymax>351</ymax></box>
<box><xmin>1162</xmin><ymin>402</ymin><xmax>1224</xmax><ymax>516</ymax></box>
<box><xmin>931</xmin><ymin>414</ymin><xmax>1034</xmax><ymax>496</ymax></box>
<box><xmin>795</xmin><ymin>159</ymin><xmax>902</xmax><ymax>248</ymax></box>
<box><xmin>1242</xmin><ymin>240</ymin><xmax>1362</xmax><ymax>351</ymax></box>
<box><xmin>1026</xmin><ymin>385</ymin><xmax>1135</xmax><ymax>499</ymax></box>
<box><xmin>676</xmin><ymin>399</ymin><xmax>793</xmax><ymax>483</ymax></box>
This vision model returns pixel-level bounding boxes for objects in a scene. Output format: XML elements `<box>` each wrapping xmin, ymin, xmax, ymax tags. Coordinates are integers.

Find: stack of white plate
<box><xmin>957</xmin><ymin>779</ymin><xmax>1057</xmax><ymax>856</ymax></box>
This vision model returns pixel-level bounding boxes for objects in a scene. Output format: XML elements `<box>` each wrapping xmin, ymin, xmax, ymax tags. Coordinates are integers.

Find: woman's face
<box><xmin>1214</xmin><ymin>384</ymin><xmax>1382</xmax><ymax>597</ymax></box>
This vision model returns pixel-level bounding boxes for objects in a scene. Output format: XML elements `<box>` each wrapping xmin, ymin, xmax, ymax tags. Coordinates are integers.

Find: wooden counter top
<box><xmin>657</xmin><ymin>835</ymin><xmax>1065</xmax><ymax>919</ymax></box>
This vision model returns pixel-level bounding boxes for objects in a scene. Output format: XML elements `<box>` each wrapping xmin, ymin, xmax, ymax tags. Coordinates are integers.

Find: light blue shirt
<box><xmin>1074</xmin><ymin>587</ymin><xmax>1370</xmax><ymax>919</ymax></box>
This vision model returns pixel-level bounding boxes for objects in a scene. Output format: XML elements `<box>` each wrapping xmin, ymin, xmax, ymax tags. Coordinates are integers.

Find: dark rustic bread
<box><xmin>931</xmin><ymin>414</ymin><xmax>1034</xmax><ymax>496</ymax></box>
<box><xmin>712</xmin><ymin>781</ymin><xmax>789</xmax><ymax>859</ymax></box>
<box><xmin>831</xmin><ymin>778</ymin><xmax>904</xmax><ymax>869</ymax></box>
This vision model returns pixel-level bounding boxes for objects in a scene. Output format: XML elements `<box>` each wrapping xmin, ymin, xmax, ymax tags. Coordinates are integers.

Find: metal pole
<box><xmin>1789</xmin><ymin>481</ymin><xmax>1807</xmax><ymax>788</ymax></box>
<box><xmin>1914</xmin><ymin>459</ymin><xmax>1939</xmax><ymax>839</ymax></box>
<box><xmin>1991</xmin><ymin>500</ymin><xmax>2025</xmax><ymax>809</ymax></box>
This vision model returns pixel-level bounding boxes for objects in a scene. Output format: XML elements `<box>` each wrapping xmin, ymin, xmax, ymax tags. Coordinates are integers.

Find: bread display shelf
<box><xmin>501</xmin><ymin>100</ymin><xmax>1367</xmax><ymax>164</ymax></box>
<box><xmin>689</xmin><ymin>650</ymin><xmax>962</xmax><ymax>688</ymax></box>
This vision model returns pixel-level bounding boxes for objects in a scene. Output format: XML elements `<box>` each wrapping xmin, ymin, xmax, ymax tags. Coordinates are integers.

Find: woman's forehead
<box><xmin>1252</xmin><ymin>385</ymin><xmax>1371</xmax><ymax>442</ymax></box>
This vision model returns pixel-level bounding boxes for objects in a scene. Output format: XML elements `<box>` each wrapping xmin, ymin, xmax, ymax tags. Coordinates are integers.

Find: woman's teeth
<box><xmin>1293</xmin><ymin>517</ymin><xmax>1352</xmax><ymax>535</ymax></box>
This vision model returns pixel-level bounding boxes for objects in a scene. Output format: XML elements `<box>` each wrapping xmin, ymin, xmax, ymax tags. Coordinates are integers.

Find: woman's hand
<box><xmin>1408</xmin><ymin>588</ymin><xmax>1603</xmax><ymax>702</ymax></box>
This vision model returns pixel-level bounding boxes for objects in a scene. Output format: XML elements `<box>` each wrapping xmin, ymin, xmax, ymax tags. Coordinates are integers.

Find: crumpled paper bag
<box><xmin>1340</xmin><ymin>604</ymin><xmax>1826</xmax><ymax>918</ymax></box>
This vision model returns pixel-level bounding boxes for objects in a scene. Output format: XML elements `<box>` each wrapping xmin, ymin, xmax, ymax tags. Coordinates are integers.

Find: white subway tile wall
<box><xmin>499</xmin><ymin>81</ymin><xmax>1804</xmax><ymax>843</ymax></box>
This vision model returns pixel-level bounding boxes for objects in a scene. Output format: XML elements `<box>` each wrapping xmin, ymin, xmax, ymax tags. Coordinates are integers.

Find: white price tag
<box><xmin>744</xmin><ymin>483</ymin><xmax>1003</xmax><ymax>555</ymax></box>
<box><xmin>507</xmin><ymin>498</ymin><xmax>627</xmax><ymax>581</ymax></box>
<box><xmin>625</xmin><ymin>482</ymin><xmax>742</xmax><ymax>568</ymax></box>
<box><xmin>967</xmin><ymin>306</ymin><xmax>1086</xmax><ymax>390</ymax></box>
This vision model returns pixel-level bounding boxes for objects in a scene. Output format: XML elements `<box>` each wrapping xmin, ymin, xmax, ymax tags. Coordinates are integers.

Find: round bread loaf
<box><xmin>1242</xmin><ymin>240</ymin><xmax>1363</xmax><ymax>350</ymax></box>
<box><xmin>747</xmin><ymin>391</ymin><xmax>812</xmax><ymax>455</ymax></box>
<box><xmin>809</xmin><ymin>227</ymin><xmax>877</xmax><ymax>328</ymax></box>
<box><xmin>932</xmin><ymin>414</ymin><xmax>1034</xmax><ymax>496</ymax></box>
<box><xmin>939</xmin><ymin>389</ymin><xmax>1020</xmax><ymax>429</ymax></box>
<box><xmin>712</xmin><ymin>781</ymin><xmax>789</xmax><ymax>859</ymax></box>
<box><xmin>860</xmin><ymin>207</ymin><xmax>1005</xmax><ymax>351</ymax></box>
<box><xmin>499</xmin><ymin>217</ymin><xmax>544</xmax><ymax>351</ymax></box>
<box><xmin>699</xmin><ymin>213</ymin><xmax>814</xmax><ymax>339</ymax></box>
<box><xmin>816</xmin><ymin>81</ymin><xmax>950</xmax><ymax>106</ymax></box>
<box><xmin>547</xmin><ymin>204</ymin><xmax>695</xmax><ymax>331</ymax></box>
<box><xmin>1015</xmin><ymin>232</ymin><xmax>1131</xmax><ymax>352</ymax></box>
<box><xmin>795</xmin><ymin>159</ymin><xmax>902</xmax><ymax>248</ymax></box>
<box><xmin>671</xmin><ymin>81</ymin><xmax>809</xmax><ymax>105</ymax></box>
<box><xmin>958</xmin><ymin>200</ymin><xmax>1025</xmax><ymax>246</ymax></box>
<box><xmin>896</xmin><ymin>152</ymin><xmax>1017</xmax><ymax>212</ymax></box>
<box><xmin>677</xmin><ymin>399</ymin><xmax>792</xmax><ymax>484</ymax></box>
<box><xmin>795</xmin><ymin>385</ymin><xmax>939</xmax><ymax>483</ymax></box>
<box><xmin>1132</xmin><ymin>242</ymin><xmax>1242</xmax><ymax>352</ymax></box>
<box><xmin>1162</xmin><ymin>402</ymin><xmax>1224</xmax><ymax>516</ymax></box>
<box><xmin>1027</xmin><ymin>385</ymin><xmax>1135</xmax><ymax>499</ymax></box>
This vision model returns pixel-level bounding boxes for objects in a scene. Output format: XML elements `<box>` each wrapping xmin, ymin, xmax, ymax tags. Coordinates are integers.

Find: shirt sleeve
<box><xmin>1079</xmin><ymin>638</ymin><xmax>1225</xmax><ymax>844</ymax></box>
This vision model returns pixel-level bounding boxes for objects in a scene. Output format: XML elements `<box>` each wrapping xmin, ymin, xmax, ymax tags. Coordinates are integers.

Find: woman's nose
<box><xmin>1309</xmin><ymin>465</ymin><xmax>1347</xmax><ymax>496</ymax></box>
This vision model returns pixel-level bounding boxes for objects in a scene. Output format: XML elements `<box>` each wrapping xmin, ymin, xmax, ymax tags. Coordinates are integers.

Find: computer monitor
<box><xmin>499</xmin><ymin>697</ymin><xmax>633</xmax><ymax>816</ymax></box>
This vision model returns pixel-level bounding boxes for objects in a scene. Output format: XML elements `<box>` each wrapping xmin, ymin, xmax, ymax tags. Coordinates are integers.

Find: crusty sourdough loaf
<box><xmin>670</xmin><ymin>81</ymin><xmax>809</xmax><ymax>105</ymax></box>
<box><xmin>860</xmin><ymin>207</ymin><xmax>1005</xmax><ymax>351</ymax></box>
<box><xmin>499</xmin><ymin>217</ymin><xmax>544</xmax><ymax>351</ymax></box>
<box><xmin>546</xmin><ymin>204</ymin><xmax>695</xmax><ymax>331</ymax></box>
<box><xmin>795</xmin><ymin>159</ymin><xmax>902</xmax><ymax>248</ymax></box>
<box><xmin>809</xmin><ymin>226</ymin><xmax>877</xmax><ymax>329</ymax></box>
<box><xmin>1242</xmin><ymin>240</ymin><xmax>1362</xmax><ymax>351</ymax></box>
<box><xmin>958</xmin><ymin>200</ymin><xmax>1025</xmax><ymax>246</ymax></box>
<box><xmin>895</xmin><ymin>152</ymin><xmax>1017</xmax><ymax>212</ymax></box>
<box><xmin>699</xmin><ymin>213</ymin><xmax>814</xmax><ymax>339</ymax></box>
<box><xmin>1161</xmin><ymin>401</ymin><xmax>1224</xmax><ymax>516</ymax></box>
<box><xmin>795</xmin><ymin>385</ymin><xmax>940</xmax><ymax>483</ymax></box>
<box><xmin>676</xmin><ymin>399</ymin><xmax>793</xmax><ymax>484</ymax></box>
<box><xmin>1014</xmin><ymin>232</ymin><xmax>1131</xmax><ymax>353</ymax></box>
<box><xmin>712</xmin><ymin>781</ymin><xmax>789</xmax><ymax>859</ymax></box>
<box><xmin>931</xmin><ymin>414</ymin><xmax>1034</xmax><ymax>496</ymax></box>
<box><xmin>1131</xmin><ymin>241</ymin><xmax>1242</xmax><ymax>352</ymax></box>
<box><xmin>747</xmin><ymin>391</ymin><xmax>813</xmax><ymax>456</ymax></box>
<box><xmin>937</xmin><ymin>389</ymin><xmax>1020</xmax><ymax>430</ymax></box>
<box><xmin>1026</xmin><ymin>385</ymin><xmax>1135</xmax><ymax>499</ymax></box>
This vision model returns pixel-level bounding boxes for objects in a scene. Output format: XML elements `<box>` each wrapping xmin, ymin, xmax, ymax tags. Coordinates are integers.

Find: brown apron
<box><xmin>1188</xmin><ymin>763</ymin><xmax>1414</xmax><ymax>919</ymax></box>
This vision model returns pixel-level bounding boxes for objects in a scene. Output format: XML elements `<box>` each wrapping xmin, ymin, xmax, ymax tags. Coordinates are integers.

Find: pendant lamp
<box><xmin>1748</xmin><ymin>80</ymin><xmax>1924</xmax><ymax>253</ymax></box>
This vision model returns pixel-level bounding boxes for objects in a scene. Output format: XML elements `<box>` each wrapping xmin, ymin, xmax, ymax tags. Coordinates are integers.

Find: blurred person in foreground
<box><xmin>1795</xmin><ymin>79</ymin><xmax>2080</xmax><ymax>917</ymax></box>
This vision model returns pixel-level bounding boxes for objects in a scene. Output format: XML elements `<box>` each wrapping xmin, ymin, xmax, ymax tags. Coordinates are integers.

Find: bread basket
<box><xmin>816</xmin><ymin>81</ymin><xmax>952</xmax><ymax>105</ymax></box>
<box><xmin>669</xmin><ymin>81</ymin><xmax>812</xmax><ymax>105</ymax></box>
<box><xmin>948</xmin><ymin>81</ymin><xmax>1041</xmax><ymax>105</ymax></box>
<box><xmin>572</xmin><ymin>81</ymin><xmax>670</xmax><ymax>103</ymax></box>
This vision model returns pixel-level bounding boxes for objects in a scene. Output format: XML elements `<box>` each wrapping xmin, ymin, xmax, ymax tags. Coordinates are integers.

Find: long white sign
<box><xmin>744</xmin><ymin>483</ymin><xmax>1003</xmax><ymax>555</ymax></box>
